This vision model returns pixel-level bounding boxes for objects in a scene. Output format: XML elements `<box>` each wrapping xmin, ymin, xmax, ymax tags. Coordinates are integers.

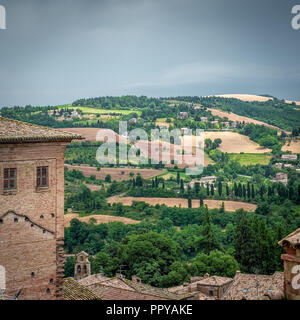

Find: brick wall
<box><xmin>0</xmin><ymin>142</ymin><xmax>68</xmax><ymax>300</ymax></box>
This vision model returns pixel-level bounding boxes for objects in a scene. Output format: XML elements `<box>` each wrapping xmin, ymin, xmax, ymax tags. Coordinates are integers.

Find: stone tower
<box><xmin>0</xmin><ymin>117</ymin><xmax>82</xmax><ymax>300</ymax></box>
<box><xmin>278</xmin><ymin>228</ymin><xmax>300</xmax><ymax>300</ymax></box>
<box><xmin>74</xmin><ymin>251</ymin><xmax>91</xmax><ymax>280</ymax></box>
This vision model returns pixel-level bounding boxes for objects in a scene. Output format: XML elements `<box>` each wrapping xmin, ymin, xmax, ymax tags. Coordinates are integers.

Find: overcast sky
<box><xmin>0</xmin><ymin>0</ymin><xmax>300</xmax><ymax>106</ymax></box>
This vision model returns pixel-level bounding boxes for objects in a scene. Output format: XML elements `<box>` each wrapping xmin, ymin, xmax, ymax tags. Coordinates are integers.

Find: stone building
<box><xmin>278</xmin><ymin>228</ymin><xmax>300</xmax><ymax>300</ymax></box>
<box><xmin>0</xmin><ymin>117</ymin><xmax>81</xmax><ymax>300</ymax></box>
<box><xmin>74</xmin><ymin>251</ymin><xmax>91</xmax><ymax>280</ymax></box>
<box><xmin>272</xmin><ymin>172</ymin><xmax>288</xmax><ymax>185</ymax></box>
<box><xmin>281</xmin><ymin>154</ymin><xmax>298</xmax><ymax>161</ymax></box>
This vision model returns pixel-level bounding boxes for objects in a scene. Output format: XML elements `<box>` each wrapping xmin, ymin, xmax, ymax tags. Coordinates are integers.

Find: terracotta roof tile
<box><xmin>0</xmin><ymin>116</ymin><xmax>83</xmax><ymax>143</ymax></box>
<box><xmin>196</xmin><ymin>276</ymin><xmax>233</xmax><ymax>286</ymax></box>
<box><xmin>278</xmin><ymin>228</ymin><xmax>300</xmax><ymax>248</ymax></box>
<box><xmin>221</xmin><ymin>272</ymin><xmax>284</xmax><ymax>300</ymax></box>
<box><xmin>62</xmin><ymin>278</ymin><xmax>101</xmax><ymax>300</ymax></box>
<box><xmin>83</xmin><ymin>276</ymin><xmax>193</xmax><ymax>300</ymax></box>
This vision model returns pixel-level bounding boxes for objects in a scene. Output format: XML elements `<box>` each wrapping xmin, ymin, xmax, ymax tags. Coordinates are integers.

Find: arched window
<box><xmin>77</xmin><ymin>265</ymin><xmax>81</xmax><ymax>274</ymax></box>
<box><xmin>83</xmin><ymin>264</ymin><xmax>87</xmax><ymax>274</ymax></box>
<box><xmin>0</xmin><ymin>265</ymin><xmax>5</xmax><ymax>292</ymax></box>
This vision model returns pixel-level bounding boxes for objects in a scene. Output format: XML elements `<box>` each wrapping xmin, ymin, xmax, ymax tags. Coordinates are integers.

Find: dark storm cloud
<box><xmin>0</xmin><ymin>0</ymin><xmax>299</xmax><ymax>106</ymax></box>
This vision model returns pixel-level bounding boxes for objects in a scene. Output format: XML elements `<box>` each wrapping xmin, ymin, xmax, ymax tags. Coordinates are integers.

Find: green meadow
<box><xmin>229</xmin><ymin>153</ymin><xmax>272</xmax><ymax>166</ymax></box>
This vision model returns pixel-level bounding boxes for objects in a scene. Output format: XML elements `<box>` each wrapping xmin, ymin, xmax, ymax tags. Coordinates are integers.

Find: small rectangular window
<box><xmin>37</xmin><ymin>166</ymin><xmax>49</xmax><ymax>188</ymax></box>
<box><xmin>209</xmin><ymin>290</ymin><xmax>214</xmax><ymax>297</ymax></box>
<box><xmin>4</xmin><ymin>168</ymin><xmax>17</xmax><ymax>190</ymax></box>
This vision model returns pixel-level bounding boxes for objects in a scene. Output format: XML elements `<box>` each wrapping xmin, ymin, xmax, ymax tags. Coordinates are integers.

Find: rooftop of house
<box><xmin>84</xmin><ymin>276</ymin><xmax>193</xmax><ymax>300</ymax></box>
<box><xmin>0</xmin><ymin>116</ymin><xmax>83</xmax><ymax>144</ymax></box>
<box><xmin>278</xmin><ymin>228</ymin><xmax>300</xmax><ymax>249</ymax></box>
<box><xmin>62</xmin><ymin>278</ymin><xmax>101</xmax><ymax>300</ymax></box>
<box><xmin>78</xmin><ymin>273</ymin><xmax>112</xmax><ymax>287</ymax></box>
<box><xmin>221</xmin><ymin>271</ymin><xmax>284</xmax><ymax>300</ymax></box>
<box><xmin>196</xmin><ymin>275</ymin><xmax>233</xmax><ymax>287</ymax></box>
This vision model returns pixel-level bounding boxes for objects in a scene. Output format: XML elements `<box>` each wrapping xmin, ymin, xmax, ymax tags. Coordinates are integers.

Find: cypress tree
<box><xmin>180</xmin><ymin>179</ymin><xmax>184</xmax><ymax>193</ymax></box>
<box><xmin>234</xmin><ymin>182</ymin><xmax>238</xmax><ymax>197</ymax></box>
<box><xmin>247</xmin><ymin>182</ymin><xmax>251</xmax><ymax>198</ymax></box>
<box><xmin>197</xmin><ymin>205</ymin><xmax>221</xmax><ymax>254</ymax></box>
<box><xmin>195</xmin><ymin>182</ymin><xmax>200</xmax><ymax>194</ymax></box>
<box><xmin>242</xmin><ymin>185</ymin><xmax>246</xmax><ymax>198</ymax></box>
<box><xmin>206</xmin><ymin>183</ymin><xmax>210</xmax><ymax>196</ymax></box>
<box><xmin>210</xmin><ymin>184</ymin><xmax>215</xmax><ymax>196</ymax></box>
<box><xmin>218</xmin><ymin>181</ymin><xmax>222</xmax><ymax>196</ymax></box>
<box><xmin>251</xmin><ymin>184</ymin><xmax>255</xmax><ymax>199</ymax></box>
<box><xmin>200</xmin><ymin>196</ymin><xmax>204</xmax><ymax>207</ymax></box>
<box><xmin>226</xmin><ymin>184</ymin><xmax>230</xmax><ymax>197</ymax></box>
<box><xmin>188</xmin><ymin>197</ymin><xmax>192</xmax><ymax>208</ymax></box>
<box><xmin>238</xmin><ymin>183</ymin><xmax>242</xmax><ymax>198</ymax></box>
<box><xmin>176</xmin><ymin>172</ymin><xmax>180</xmax><ymax>185</ymax></box>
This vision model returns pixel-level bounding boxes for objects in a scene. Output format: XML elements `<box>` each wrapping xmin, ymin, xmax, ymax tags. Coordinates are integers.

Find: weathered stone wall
<box><xmin>0</xmin><ymin>142</ymin><xmax>67</xmax><ymax>300</ymax></box>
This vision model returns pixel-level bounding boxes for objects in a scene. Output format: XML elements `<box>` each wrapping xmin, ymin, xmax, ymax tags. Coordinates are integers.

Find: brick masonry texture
<box><xmin>0</xmin><ymin>142</ymin><xmax>68</xmax><ymax>300</ymax></box>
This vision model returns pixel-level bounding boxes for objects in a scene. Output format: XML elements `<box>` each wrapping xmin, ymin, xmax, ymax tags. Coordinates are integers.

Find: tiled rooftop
<box><xmin>278</xmin><ymin>228</ymin><xmax>300</xmax><ymax>248</ymax></box>
<box><xmin>196</xmin><ymin>276</ymin><xmax>233</xmax><ymax>286</ymax></box>
<box><xmin>62</xmin><ymin>278</ymin><xmax>101</xmax><ymax>300</ymax></box>
<box><xmin>83</xmin><ymin>276</ymin><xmax>193</xmax><ymax>300</ymax></box>
<box><xmin>0</xmin><ymin>116</ymin><xmax>83</xmax><ymax>143</ymax></box>
<box><xmin>221</xmin><ymin>271</ymin><xmax>284</xmax><ymax>300</ymax></box>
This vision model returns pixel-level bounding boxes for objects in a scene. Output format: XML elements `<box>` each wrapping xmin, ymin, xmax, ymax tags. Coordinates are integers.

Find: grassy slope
<box><xmin>228</xmin><ymin>153</ymin><xmax>272</xmax><ymax>166</ymax></box>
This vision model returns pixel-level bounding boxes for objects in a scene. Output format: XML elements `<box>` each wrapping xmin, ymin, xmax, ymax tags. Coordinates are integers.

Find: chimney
<box><xmin>278</xmin><ymin>228</ymin><xmax>300</xmax><ymax>300</ymax></box>
<box><xmin>204</xmin><ymin>273</ymin><xmax>210</xmax><ymax>278</ymax></box>
<box><xmin>116</xmin><ymin>273</ymin><xmax>124</xmax><ymax>279</ymax></box>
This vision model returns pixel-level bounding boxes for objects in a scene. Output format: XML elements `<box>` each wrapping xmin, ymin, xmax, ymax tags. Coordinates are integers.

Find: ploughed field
<box><xmin>63</xmin><ymin>128</ymin><xmax>270</xmax><ymax>155</ymax></box>
<box><xmin>64</xmin><ymin>213</ymin><xmax>140</xmax><ymax>227</ymax></box>
<box><xmin>282</xmin><ymin>140</ymin><xmax>300</xmax><ymax>154</ymax></box>
<box><xmin>204</xmin><ymin>132</ymin><xmax>271</xmax><ymax>153</ymax></box>
<box><xmin>107</xmin><ymin>196</ymin><xmax>257</xmax><ymax>212</ymax></box>
<box><xmin>65</xmin><ymin>164</ymin><xmax>165</xmax><ymax>181</ymax></box>
<box><xmin>213</xmin><ymin>93</ymin><xmax>300</xmax><ymax>105</ymax></box>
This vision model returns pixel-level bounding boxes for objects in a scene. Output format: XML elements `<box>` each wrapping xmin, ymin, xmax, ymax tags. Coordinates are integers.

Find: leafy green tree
<box><xmin>191</xmin><ymin>250</ymin><xmax>239</xmax><ymax>278</ymax></box>
<box><xmin>234</xmin><ymin>210</ymin><xmax>258</xmax><ymax>273</ymax></box>
<box><xmin>196</xmin><ymin>206</ymin><xmax>221</xmax><ymax>254</ymax></box>
<box><xmin>93</xmin><ymin>252</ymin><xmax>118</xmax><ymax>277</ymax></box>
<box><xmin>118</xmin><ymin>231</ymin><xmax>180</xmax><ymax>286</ymax></box>
<box><xmin>105</xmin><ymin>174</ymin><xmax>112</xmax><ymax>183</ymax></box>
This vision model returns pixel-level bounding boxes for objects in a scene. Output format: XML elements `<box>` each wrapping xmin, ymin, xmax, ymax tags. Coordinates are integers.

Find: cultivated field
<box><xmin>64</xmin><ymin>213</ymin><xmax>140</xmax><ymax>227</ymax></box>
<box><xmin>212</xmin><ymin>94</ymin><xmax>300</xmax><ymax>106</ymax></box>
<box><xmin>204</xmin><ymin>131</ymin><xmax>271</xmax><ymax>153</ymax></box>
<box><xmin>61</xmin><ymin>128</ymin><xmax>128</xmax><ymax>143</ymax></box>
<box><xmin>65</xmin><ymin>164</ymin><xmax>165</xmax><ymax>181</ymax></box>
<box><xmin>282</xmin><ymin>140</ymin><xmax>300</xmax><ymax>154</ymax></box>
<box><xmin>228</xmin><ymin>153</ymin><xmax>272</xmax><ymax>166</ymax></box>
<box><xmin>213</xmin><ymin>94</ymin><xmax>273</xmax><ymax>102</ymax></box>
<box><xmin>207</xmin><ymin>108</ymin><xmax>282</xmax><ymax>132</ymax></box>
<box><xmin>58</xmin><ymin>105</ymin><xmax>141</xmax><ymax>115</ymax></box>
<box><xmin>107</xmin><ymin>196</ymin><xmax>257</xmax><ymax>212</ymax></box>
